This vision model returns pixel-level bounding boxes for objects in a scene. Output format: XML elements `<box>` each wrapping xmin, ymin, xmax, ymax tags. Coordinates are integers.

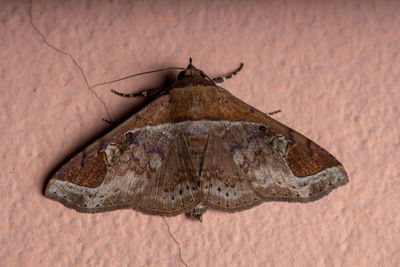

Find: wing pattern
<box><xmin>46</xmin><ymin>120</ymin><xmax>347</xmax><ymax>214</ymax></box>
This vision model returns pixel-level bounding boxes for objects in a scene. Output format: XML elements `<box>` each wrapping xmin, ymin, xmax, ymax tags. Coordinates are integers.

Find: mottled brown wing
<box><xmin>45</xmin><ymin>96</ymin><xmax>203</xmax><ymax>214</ymax></box>
<box><xmin>135</xmin><ymin>133</ymin><xmax>203</xmax><ymax>216</ymax></box>
<box><xmin>201</xmin><ymin>132</ymin><xmax>262</xmax><ymax>210</ymax></box>
<box><xmin>211</xmin><ymin>122</ymin><xmax>346</xmax><ymax>203</ymax></box>
<box><xmin>44</xmin><ymin>94</ymin><xmax>168</xmax><ymax>212</ymax></box>
<box><xmin>213</xmin><ymin>88</ymin><xmax>349</xmax><ymax>202</ymax></box>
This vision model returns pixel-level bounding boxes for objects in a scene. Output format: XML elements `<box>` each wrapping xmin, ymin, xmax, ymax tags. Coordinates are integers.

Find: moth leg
<box><xmin>186</xmin><ymin>202</ymin><xmax>207</xmax><ymax>222</ymax></box>
<box><xmin>267</xmin><ymin>109</ymin><xmax>281</xmax><ymax>116</ymax></box>
<box><xmin>212</xmin><ymin>63</ymin><xmax>244</xmax><ymax>83</ymax></box>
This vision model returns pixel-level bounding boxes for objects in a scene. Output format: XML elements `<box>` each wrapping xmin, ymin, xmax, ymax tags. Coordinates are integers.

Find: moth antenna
<box><xmin>111</xmin><ymin>87</ymin><xmax>167</xmax><ymax>98</ymax></box>
<box><xmin>212</xmin><ymin>63</ymin><xmax>244</xmax><ymax>83</ymax></box>
<box><xmin>110</xmin><ymin>89</ymin><xmax>145</xmax><ymax>98</ymax></box>
<box><xmin>90</xmin><ymin>67</ymin><xmax>185</xmax><ymax>89</ymax></box>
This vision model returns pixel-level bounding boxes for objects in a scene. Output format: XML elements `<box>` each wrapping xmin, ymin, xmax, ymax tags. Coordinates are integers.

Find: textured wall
<box><xmin>1</xmin><ymin>0</ymin><xmax>399</xmax><ymax>266</ymax></box>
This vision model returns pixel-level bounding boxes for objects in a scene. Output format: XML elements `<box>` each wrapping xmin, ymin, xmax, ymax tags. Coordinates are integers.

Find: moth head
<box><xmin>177</xmin><ymin>58</ymin><xmax>208</xmax><ymax>80</ymax></box>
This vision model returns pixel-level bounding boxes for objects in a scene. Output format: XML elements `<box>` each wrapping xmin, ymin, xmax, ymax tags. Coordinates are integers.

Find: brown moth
<box><xmin>45</xmin><ymin>59</ymin><xmax>348</xmax><ymax>221</ymax></box>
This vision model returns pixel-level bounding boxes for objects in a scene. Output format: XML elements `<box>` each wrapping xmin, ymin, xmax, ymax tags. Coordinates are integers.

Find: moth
<box><xmin>45</xmin><ymin>59</ymin><xmax>348</xmax><ymax>221</ymax></box>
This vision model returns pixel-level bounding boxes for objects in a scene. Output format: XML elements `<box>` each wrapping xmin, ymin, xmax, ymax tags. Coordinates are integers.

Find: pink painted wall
<box><xmin>1</xmin><ymin>0</ymin><xmax>399</xmax><ymax>266</ymax></box>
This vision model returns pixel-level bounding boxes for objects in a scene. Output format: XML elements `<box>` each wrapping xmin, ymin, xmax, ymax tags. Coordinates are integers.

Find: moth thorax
<box><xmin>178</xmin><ymin>63</ymin><xmax>204</xmax><ymax>79</ymax></box>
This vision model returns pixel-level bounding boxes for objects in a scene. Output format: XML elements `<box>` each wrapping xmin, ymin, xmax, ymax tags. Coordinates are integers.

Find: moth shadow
<box><xmin>42</xmin><ymin>72</ymin><xmax>177</xmax><ymax>196</ymax></box>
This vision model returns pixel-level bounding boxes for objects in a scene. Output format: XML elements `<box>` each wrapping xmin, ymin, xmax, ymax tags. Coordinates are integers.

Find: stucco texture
<box><xmin>1</xmin><ymin>0</ymin><xmax>399</xmax><ymax>266</ymax></box>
